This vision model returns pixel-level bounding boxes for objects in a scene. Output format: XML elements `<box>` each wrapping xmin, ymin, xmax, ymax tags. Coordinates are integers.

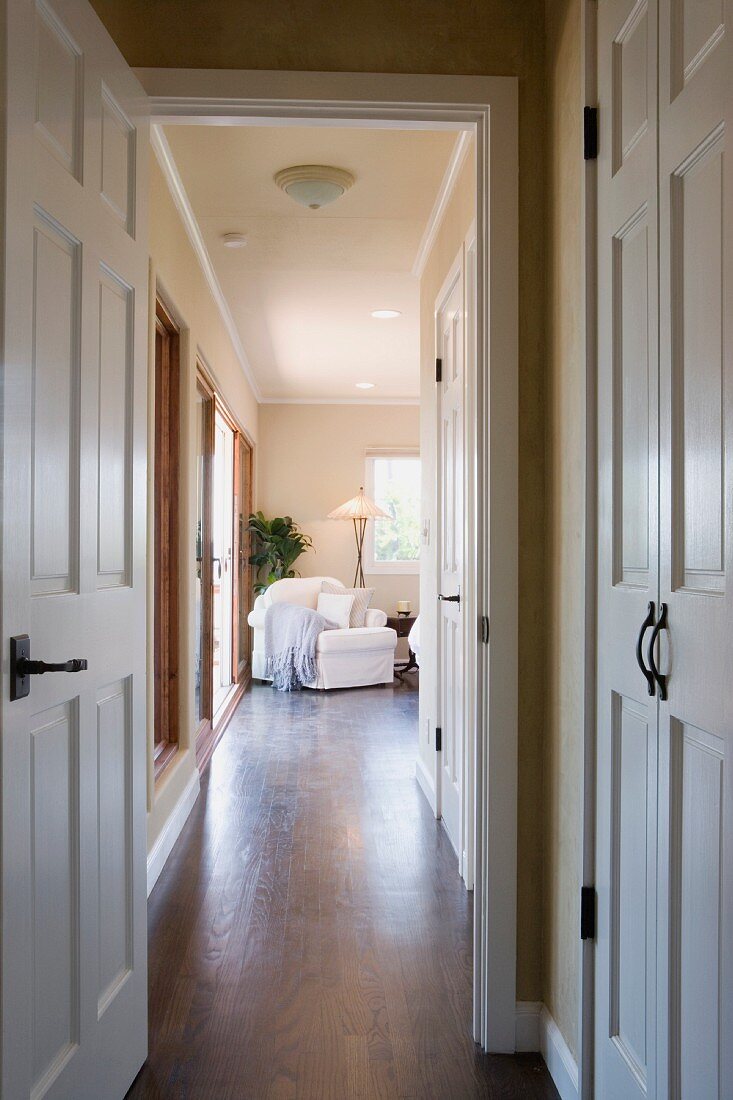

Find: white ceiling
<box><xmin>161</xmin><ymin>124</ymin><xmax>460</xmax><ymax>401</ymax></box>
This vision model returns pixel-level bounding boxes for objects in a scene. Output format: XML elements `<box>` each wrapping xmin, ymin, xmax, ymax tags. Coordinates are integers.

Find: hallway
<box><xmin>128</xmin><ymin>682</ymin><xmax>556</xmax><ymax>1099</ymax></box>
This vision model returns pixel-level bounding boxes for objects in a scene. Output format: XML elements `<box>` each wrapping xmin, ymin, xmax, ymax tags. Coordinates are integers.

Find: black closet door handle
<box><xmin>636</xmin><ymin>602</ymin><xmax>656</xmax><ymax>696</ymax></box>
<box><xmin>647</xmin><ymin>602</ymin><xmax>668</xmax><ymax>701</ymax></box>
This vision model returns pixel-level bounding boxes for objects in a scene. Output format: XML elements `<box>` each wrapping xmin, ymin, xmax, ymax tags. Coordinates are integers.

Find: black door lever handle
<box><xmin>17</xmin><ymin>658</ymin><xmax>88</xmax><ymax>675</ymax></box>
<box><xmin>438</xmin><ymin>593</ymin><xmax>461</xmax><ymax>603</ymax></box>
<box><xmin>10</xmin><ymin>634</ymin><xmax>87</xmax><ymax>701</ymax></box>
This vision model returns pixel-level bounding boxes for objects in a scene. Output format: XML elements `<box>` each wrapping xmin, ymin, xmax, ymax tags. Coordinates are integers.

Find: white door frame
<box><xmin>579</xmin><ymin>2</ymin><xmax>599</xmax><ymax>1095</ymax></box>
<box><xmin>139</xmin><ymin>68</ymin><xmax>518</xmax><ymax>1052</ymax></box>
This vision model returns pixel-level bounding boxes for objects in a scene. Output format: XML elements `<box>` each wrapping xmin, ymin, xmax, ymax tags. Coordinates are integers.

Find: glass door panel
<box><xmin>212</xmin><ymin>411</ymin><xmax>234</xmax><ymax>714</ymax></box>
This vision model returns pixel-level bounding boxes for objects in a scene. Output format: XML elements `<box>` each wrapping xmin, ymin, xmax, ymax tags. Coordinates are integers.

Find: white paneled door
<box><xmin>436</xmin><ymin>257</ymin><xmax>464</xmax><ymax>862</ymax></box>
<box><xmin>1</xmin><ymin>1</ymin><xmax>149</xmax><ymax>1098</ymax></box>
<box><xmin>596</xmin><ymin>0</ymin><xmax>732</xmax><ymax>1096</ymax></box>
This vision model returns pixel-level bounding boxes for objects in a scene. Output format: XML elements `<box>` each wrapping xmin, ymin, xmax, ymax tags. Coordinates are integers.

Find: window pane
<box><xmin>372</xmin><ymin>457</ymin><xmax>421</xmax><ymax>562</ymax></box>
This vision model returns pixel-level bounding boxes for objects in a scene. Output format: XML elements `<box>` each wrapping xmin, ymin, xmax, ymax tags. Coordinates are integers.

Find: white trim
<box><xmin>146</xmin><ymin>768</ymin><xmax>200</xmax><ymax>896</ymax></box>
<box><xmin>515</xmin><ymin>1001</ymin><xmax>542</xmax><ymax>1051</ymax></box>
<box><xmin>579</xmin><ymin>3</ymin><xmax>598</xmax><ymax>1097</ymax></box>
<box><xmin>540</xmin><ymin>1006</ymin><xmax>580</xmax><ymax>1100</ymax></box>
<box><xmin>412</xmin><ymin>130</ymin><xmax>473</xmax><ymax>278</ymax></box>
<box><xmin>142</xmin><ymin>70</ymin><xmax>518</xmax><ymax>1056</ymax></box>
<box><xmin>149</xmin><ymin>124</ymin><xmax>263</xmax><ymax>402</ymax></box>
<box><xmin>259</xmin><ymin>395</ymin><xmax>420</xmax><ymax>406</ymax></box>
<box><xmin>415</xmin><ymin>754</ymin><xmax>437</xmax><ymax>815</ymax></box>
<box><xmin>515</xmin><ymin>1004</ymin><xmax>580</xmax><ymax>1100</ymax></box>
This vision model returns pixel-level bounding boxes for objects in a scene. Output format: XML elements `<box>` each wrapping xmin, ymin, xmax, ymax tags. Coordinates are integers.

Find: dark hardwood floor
<box><xmin>127</xmin><ymin>679</ymin><xmax>557</xmax><ymax>1099</ymax></box>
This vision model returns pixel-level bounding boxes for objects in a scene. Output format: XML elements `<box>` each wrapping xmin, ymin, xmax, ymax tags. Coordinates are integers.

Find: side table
<box><xmin>387</xmin><ymin>614</ymin><xmax>418</xmax><ymax>681</ymax></box>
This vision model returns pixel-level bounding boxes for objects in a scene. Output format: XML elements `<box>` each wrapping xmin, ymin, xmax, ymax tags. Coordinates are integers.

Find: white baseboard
<box><xmin>515</xmin><ymin>1002</ymin><xmax>579</xmax><ymax>1100</ymax></box>
<box><xmin>515</xmin><ymin>1001</ymin><xmax>542</xmax><ymax>1051</ymax></box>
<box><xmin>146</xmin><ymin>769</ymin><xmax>200</xmax><ymax>896</ymax></box>
<box><xmin>415</xmin><ymin>754</ymin><xmax>437</xmax><ymax>814</ymax></box>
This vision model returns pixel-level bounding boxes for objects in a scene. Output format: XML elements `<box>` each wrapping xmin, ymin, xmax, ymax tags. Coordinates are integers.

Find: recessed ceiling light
<box><xmin>356</xmin><ymin>382</ymin><xmax>375</xmax><ymax>390</ymax></box>
<box><xmin>221</xmin><ymin>232</ymin><xmax>248</xmax><ymax>248</ymax></box>
<box><xmin>371</xmin><ymin>309</ymin><xmax>401</xmax><ymax>319</ymax></box>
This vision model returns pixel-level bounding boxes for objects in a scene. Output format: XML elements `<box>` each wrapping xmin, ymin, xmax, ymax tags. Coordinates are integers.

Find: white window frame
<box><xmin>364</xmin><ymin>449</ymin><xmax>420</xmax><ymax>575</ymax></box>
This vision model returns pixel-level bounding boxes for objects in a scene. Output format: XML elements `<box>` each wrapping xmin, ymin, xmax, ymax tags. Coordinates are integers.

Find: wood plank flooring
<box><xmin>127</xmin><ymin>680</ymin><xmax>557</xmax><ymax>1099</ymax></box>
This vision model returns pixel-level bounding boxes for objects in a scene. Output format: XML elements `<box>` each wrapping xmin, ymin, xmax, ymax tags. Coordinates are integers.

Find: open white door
<box><xmin>436</xmin><ymin>255</ymin><xmax>464</xmax><ymax>862</ymax></box>
<box><xmin>1</xmin><ymin>1</ymin><xmax>149</xmax><ymax>1097</ymax></box>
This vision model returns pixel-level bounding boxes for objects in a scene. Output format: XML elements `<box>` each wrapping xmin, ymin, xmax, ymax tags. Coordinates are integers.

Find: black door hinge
<box><xmin>436</xmin><ymin>357</ymin><xmax>442</xmax><ymax>383</ymax></box>
<box><xmin>580</xmin><ymin>886</ymin><xmax>596</xmax><ymax>940</ymax></box>
<box><xmin>584</xmin><ymin>106</ymin><xmax>598</xmax><ymax>160</ymax></box>
<box><xmin>481</xmin><ymin>616</ymin><xmax>489</xmax><ymax>644</ymax></box>
<box><xmin>435</xmin><ymin>726</ymin><xmax>442</xmax><ymax>752</ymax></box>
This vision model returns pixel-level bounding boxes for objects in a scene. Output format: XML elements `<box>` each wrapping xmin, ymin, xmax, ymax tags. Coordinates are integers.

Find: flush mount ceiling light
<box><xmin>221</xmin><ymin>232</ymin><xmax>248</xmax><ymax>248</ymax></box>
<box><xmin>371</xmin><ymin>309</ymin><xmax>401</xmax><ymax>319</ymax></box>
<box><xmin>355</xmin><ymin>382</ymin><xmax>375</xmax><ymax>390</ymax></box>
<box><xmin>274</xmin><ymin>165</ymin><xmax>355</xmax><ymax>210</ymax></box>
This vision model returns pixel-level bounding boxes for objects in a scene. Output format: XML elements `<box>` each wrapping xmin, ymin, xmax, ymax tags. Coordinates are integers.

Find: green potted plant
<box><xmin>247</xmin><ymin>512</ymin><xmax>314</xmax><ymax>594</ymax></box>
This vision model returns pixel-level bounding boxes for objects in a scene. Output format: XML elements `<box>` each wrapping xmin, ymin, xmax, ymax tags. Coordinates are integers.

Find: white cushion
<box><xmin>364</xmin><ymin>608</ymin><xmax>387</xmax><ymax>627</ymax></box>
<box><xmin>263</xmin><ymin>576</ymin><xmax>343</xmax><ymax>610</ymax></box>
<box><xmin>321</xmin><ymin>581</ymin><xmax>374</xmax><ymax>627</ymax></box>
<box><xmin>317</xmin><ymin>591</ymin><xmax>354</xmax><ymax>630</ymax></box>
<box><xmin>316</xmin><ymin>626</ymin><xmax>397</xmax><ymax>655</ymax></box>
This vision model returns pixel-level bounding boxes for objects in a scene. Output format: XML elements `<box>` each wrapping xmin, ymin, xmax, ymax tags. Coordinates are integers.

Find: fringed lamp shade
<box><xmin>328</xmin><ymin>488</ymin><xmax>390</xmax><ymax>587</ymax></box>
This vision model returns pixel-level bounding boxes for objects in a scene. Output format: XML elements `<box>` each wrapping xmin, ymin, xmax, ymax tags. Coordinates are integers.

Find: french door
<box><xmin>595</xmin><ymin>0</ymin><xmax>732</xmax><ymax>1095</ymax></box>
<box><xmin>195</xmin><ymin>364</ymin><xmax>253</xmax><ymax>769</ymax></box>
<box><xmin>0</xmin><ymin>0</ymin><xmax>149</xmax><ymax>1095</ymax></box>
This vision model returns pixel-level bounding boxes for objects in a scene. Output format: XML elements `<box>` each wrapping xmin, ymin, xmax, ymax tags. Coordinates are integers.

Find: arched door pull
<box><xmin>647</xmin><ymin>603</ymin><xmax>668</xmax><ymax>701</ymax></box>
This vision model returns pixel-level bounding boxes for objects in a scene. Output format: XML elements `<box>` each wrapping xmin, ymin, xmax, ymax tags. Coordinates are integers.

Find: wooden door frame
<box><xmin>153</xmin><ymin>296</ymin><xmax>181</xmax><ymax>780</ymax></box>
<box><xmin>143</xmin><ymin>68</ymin><xmax>518</xmax><ymax>1053</ymax></box>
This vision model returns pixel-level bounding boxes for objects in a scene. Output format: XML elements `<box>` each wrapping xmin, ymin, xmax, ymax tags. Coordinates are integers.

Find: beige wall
<box><xmin>544</xmin><ymin>0</ymin><xmax>584</xmax><ymax>1061</ymax></box>
<box><xmin>257</xmin><ymin>403</ymin><xmax>420</xmax><ymax>617</ymax></box>
<box><xmin>92</xmin><ymin>0</ymin><xmax>552</xmax><ymax>1015</ymax></box>
<box><xmin>146</xmin><ymin>154</ymin><xmax>259</xmax><ymax>857</ymax></box>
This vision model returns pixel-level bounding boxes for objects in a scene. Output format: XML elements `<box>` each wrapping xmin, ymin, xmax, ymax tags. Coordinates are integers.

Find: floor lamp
<box><xmin>327</xmin><ymin>488</ymin><xmax>390</xmax><ymax>587</ymax></box>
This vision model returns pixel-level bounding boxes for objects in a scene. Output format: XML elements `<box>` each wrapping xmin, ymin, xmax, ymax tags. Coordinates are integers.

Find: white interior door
<box><xmin>656</xmin><ymin>0</ymin><xmax>732</xmax><ymax>1095</ymax></box>
<box><xmin>596</xmin><ymin>2</ymin><xmax>660</xmax><ymax>1095</ymax></box>
<box><xmin>1</xmin><ymin>1</ymin><xmax>149</xmax><ymax>1097</ymax></box>
<box><xmin>436</xmin><ymin>257</ymin><xmax>464</xmax><ymax>862</ymax></box>
<box><xmin>596</xmin><ymin>0</ymin><xmax>732</xmax><ymax>1096</ymax></box>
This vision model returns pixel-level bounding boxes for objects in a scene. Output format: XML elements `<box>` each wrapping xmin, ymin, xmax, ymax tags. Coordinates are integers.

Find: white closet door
<box><xmin>595</xmin><ymin>1</ymin><xmax>660</xmax><ymax>1096</ymax></box>
<box><xmin>1</xmin><ymin>1</ymin><xmax>149</xmax><ymax>1097</ymax></box>
<box><xmin>436</xmin><ymin>256</ymin><xmax>464</xmax><ymax>860</ymax></box>
<box><xmin>656</xmin><ymin>1</ymin><xmax>733</xmax><ymax>1096</ymax></box>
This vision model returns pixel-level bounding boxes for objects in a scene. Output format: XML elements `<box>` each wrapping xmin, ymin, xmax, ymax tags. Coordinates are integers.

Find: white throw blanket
<box><xmin>264</xmin><ymin>602</ymin><xmax>332</xmax><ymax>691</ymax></box>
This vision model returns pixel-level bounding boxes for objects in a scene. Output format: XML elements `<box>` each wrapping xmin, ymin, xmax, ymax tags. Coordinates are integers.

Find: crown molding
<box><xmin>259</xmin><ymin>395</ymin><xmax>420</xmax><ymax>406</ymax></box>
<box><xmin>150</xmin><ymin>124</ymin><xmax>263</xmax><ymax>402</ymax></box>
<box><xmin>412</xmin><ymin>129</ymin><xmax>473</xmax><ymax>279</ymax></box>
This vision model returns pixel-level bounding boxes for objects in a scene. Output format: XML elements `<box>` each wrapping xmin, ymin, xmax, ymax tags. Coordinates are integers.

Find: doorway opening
<box><xmin>144</xmin><ymin>68</ymin><xmax>518</xmax><ymax>1055</ymax></box>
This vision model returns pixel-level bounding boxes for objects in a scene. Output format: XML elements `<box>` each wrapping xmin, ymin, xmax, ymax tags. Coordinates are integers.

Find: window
<box><xmin>364</xmin><ymin>452</ymin><xmax>421</xmax><ymax>574</ymax></box>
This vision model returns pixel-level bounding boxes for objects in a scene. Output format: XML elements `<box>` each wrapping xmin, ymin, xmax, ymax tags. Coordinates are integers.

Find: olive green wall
<box><xmin>543</xmin><ymin>0</ymin><xmax>583</xmax><ymax>1061</ymax></box>
<box><xmin>89</xmin><ymin>0</ymin><xmax>549</xmax><ymax>1006</ymax></box>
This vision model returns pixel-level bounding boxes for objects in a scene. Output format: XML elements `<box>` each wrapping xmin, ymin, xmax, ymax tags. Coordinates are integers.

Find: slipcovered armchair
<box><xmin>247</xmin><ymin>576</ymin><xmax>397</xmax><ymax>690</ymax></box>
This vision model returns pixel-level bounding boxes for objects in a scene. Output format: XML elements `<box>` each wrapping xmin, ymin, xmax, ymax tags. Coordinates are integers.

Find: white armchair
<box><xmin>247</xmin><ymin>576</ymin><xmax>397</xmax><ymax>690</ymax></box>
